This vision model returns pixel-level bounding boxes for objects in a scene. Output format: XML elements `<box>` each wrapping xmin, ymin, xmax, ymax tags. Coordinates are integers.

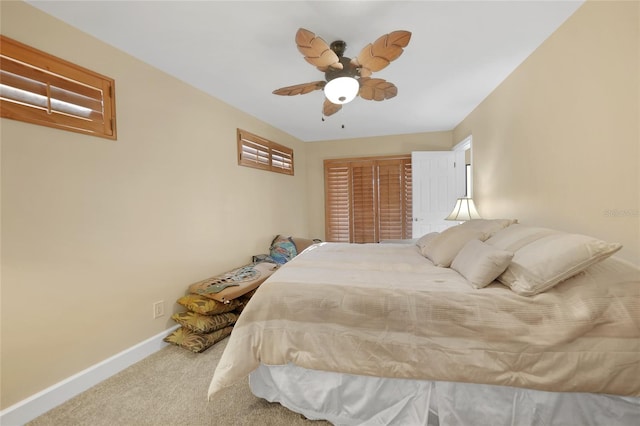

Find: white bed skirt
<box><xmin>249</xmin><ymin>363</ymin><xmax>640</xmax><ymax>426</ymax></box>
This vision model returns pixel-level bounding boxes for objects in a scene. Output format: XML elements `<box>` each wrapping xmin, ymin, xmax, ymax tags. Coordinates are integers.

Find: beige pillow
<box><xmin>485</xmin><ymin>224</ymin><xmax>558</xmax><ymax>252</ymax></box>
<box><xmin>451</xmin><ymin>240</ymin><xmax>514</xmax><ymax>289</ymax></box>
<box><xmin>457</xmin><ymin>219</ymin><xmax>518</xmax><ymax>238</ymax></box>
<box><xmin>420</xmin><ymin>226</ymin><xmax>487</xmax><ymax>267</ymax></box>
<box><xmin>416</xmin><ymin>232</ymin><xmax>439</xmax><ymax>251</ymax></box>
<box><xmin>488</xmin><ymin>227</ymin><xmax>622</xmax><ymax>296</ymax></box>
<box><xmin>292</xmin><ymin>237</ymin><xmax>316</xmax><ymax>253</ymax></box>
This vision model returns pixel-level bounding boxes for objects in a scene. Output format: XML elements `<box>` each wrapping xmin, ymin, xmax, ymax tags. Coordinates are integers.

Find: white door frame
<box><xmin>453</xmin><ymin>135</ymin><xmax>472</xmax><ymax>197</ymax></box>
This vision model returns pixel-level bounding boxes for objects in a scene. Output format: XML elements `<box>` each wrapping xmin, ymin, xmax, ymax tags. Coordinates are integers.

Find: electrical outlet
<box><xmin>153</xmin><ymin>300</ymin><xmax>165</xmax><ymax>319</ymax></box>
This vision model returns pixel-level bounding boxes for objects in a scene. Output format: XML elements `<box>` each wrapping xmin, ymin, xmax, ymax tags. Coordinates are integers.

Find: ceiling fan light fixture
<box><xmin>324</xmin><ymin>76</ymin><xmax>359</xmax><ymax>105</ymax></box>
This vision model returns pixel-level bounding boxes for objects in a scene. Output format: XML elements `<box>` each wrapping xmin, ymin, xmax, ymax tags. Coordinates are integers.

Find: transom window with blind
<box><xmin>0</xmin><ymin>35</ymin><xmax>116</xmax><ymax>140</ymax></box>
<box><xmin>237</xmin><ymin>129</ymin><xmax>294</xmax><ymax>175</ymax></box>
<box><xmin>324</xmin><ymin>155</ymin><xmax>412</xmax><ymax>243</ymax></box>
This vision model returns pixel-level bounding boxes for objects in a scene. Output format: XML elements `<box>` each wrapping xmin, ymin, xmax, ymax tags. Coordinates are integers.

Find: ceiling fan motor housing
<box><xmin>325</xmin><ymin>54</ymin><xmax>360</xmax><ymax>83</ymax></box>
<box><xmin>330</xmin><ymin>40</ymin><xmax>346</xmax><ymax>57</ymax></box>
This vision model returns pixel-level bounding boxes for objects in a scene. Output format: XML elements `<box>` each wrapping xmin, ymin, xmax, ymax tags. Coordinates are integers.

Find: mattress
<box><xmin>209</xmin><ymin>242</ymin><xmax>639</xmax><ymax>399</ymax></box>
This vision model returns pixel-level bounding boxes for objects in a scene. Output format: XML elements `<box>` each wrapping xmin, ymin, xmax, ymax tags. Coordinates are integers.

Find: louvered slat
<box><xmin>272</xmin><ymin>148</ymin><xmax>293</xmax><ymax>172</ymax></box>
<box><xmin>377</xmin><ymin>160</ymin><xmax>403</xmax><ymax>241</ymax></box>
<box><xmin>324</xmin><ymin>163</ymin><xmax>351</xmax><ymax>242</ymax></box>
<box><xmin>240</xmin><ymin>139</ymin><xmax>270</xmax><ymax>169</ymax></box>
<box><xmin>403</xmin><ymin>160</ymin><xmax>413</xmax><ymax>239</ymax></box>
<box><xmin>351</xmin><ymin>162</ymin><xmax>377</xmax><ymax>243</ymax></box>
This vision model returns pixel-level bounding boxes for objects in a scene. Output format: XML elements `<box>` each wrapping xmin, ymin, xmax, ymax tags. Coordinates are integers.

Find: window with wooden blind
<box><xmin>0</xmin><ymin>35</ymin><xmax>116</xmax><ymax>140</ymax></box>
<box><xmin>237</xmin><ymin>128</ymin><xmax>294</xmax><ymax>175</ymax></box>
<box><xmin>324</xmin><ymin>155</ymin><xmax>412</xmax><ymax>243</ymax></box>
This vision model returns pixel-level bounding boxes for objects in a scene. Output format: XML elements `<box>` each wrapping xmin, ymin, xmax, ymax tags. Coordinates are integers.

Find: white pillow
<box><xmin>485</xmin><ymin>224</ymin><xmax>557</xmax><ymax>252</ymax></box>
<box><xmin>487</xmin><ymin>226</ymin><xmax>622</xmax><ymax>296</ymax></box>
<box><xmin>416</xmin><ymin>232</ymin><xmax>439</xmax><ymax>251</ymax></box>
<box><xmin>451</xmin><ymin>240</ymin><xmax>514</xmax><ymax>289</ymax></box>
<box><xmin>457</xmin><ymin>218</ymin><xmax>518</xmax><ymax>238</ymax></box>
<box><xmin>420</xmin><ymin>226</ymin><xmax>487</xmax><ymax>267</ymax></box>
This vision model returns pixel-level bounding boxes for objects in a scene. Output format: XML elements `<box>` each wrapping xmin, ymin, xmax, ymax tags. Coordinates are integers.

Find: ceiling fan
<box><xmin>272</xmin><ymin>28</ymin><xmax>412</xmax><ymax>117</ymax></box>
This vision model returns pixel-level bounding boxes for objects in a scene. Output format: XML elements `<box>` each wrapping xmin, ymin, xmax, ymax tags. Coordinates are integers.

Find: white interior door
<box><xmin>411</xmin><ymin>151</ymin><xmax>465</xmax><ymax>237</ymax></box>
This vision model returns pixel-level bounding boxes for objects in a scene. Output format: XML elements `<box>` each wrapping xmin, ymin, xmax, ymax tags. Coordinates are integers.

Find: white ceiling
<box><xmin>26</xmin><ymin>0</ymin><xmax>584</xmax><ymax>142</ymax></box>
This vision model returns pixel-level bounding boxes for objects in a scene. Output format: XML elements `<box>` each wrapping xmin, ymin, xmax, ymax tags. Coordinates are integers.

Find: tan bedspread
<box><xmin>208</xmin><ymin>243</ymin><xmax>640</xmax><ymax>398</ymax></box>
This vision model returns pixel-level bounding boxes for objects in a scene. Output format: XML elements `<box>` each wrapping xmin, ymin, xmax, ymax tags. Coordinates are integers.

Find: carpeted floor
<box><xmin>27</xmin><ymin>338</ymin><xmax>331</xmax><ymax>426</ymax></box>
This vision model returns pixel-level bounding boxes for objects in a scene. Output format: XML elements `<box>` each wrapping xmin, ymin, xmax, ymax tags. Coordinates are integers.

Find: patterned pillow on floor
<box><xmin>171</xmin><ymin>311</ymin><xmax>238</xmax><ymax>334</ymax></box>
<box><xmin>176</xmin><ymin>294</ymin><xmax>241</xmax><ymax>315</ymax></box>
<box><xmin>163</xmin><ymin>326</ymin><xmax>233</xmax><ymax>353</ymax></box>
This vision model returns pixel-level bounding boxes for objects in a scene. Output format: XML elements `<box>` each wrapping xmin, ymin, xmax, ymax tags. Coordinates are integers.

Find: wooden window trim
<box><xmin>237</xmin><ymin>129</ymin><xmax>294</xmax><ymax>175</ymax></box>
<box><xmin>0</xmin><ymin>35</ymin><xmax>116</xmax><ymax>140</ymax></box>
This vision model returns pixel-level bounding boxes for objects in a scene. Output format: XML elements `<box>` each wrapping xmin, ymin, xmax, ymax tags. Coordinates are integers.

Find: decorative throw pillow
<box><xmin>171</xmin><ymin>311</ymin><xmax>238</xmax><ymax>334</ymax></box>
<box><xmin>486</xmin><ymin>225</ymin><xmax>622</xmax><ymax>296</ymax></box>
<box><xmin>291</xmin><ymin>237</ymin><xmax>316</xmax><ymax>254</ymax></box>
<box><xmin>416</xmin><ymin>232</ymin><xmax>439</xmax><ymax>251</ymax></box>
<box><xmin>451</xmin><ymin>239</ymin><xmax>514</xmax><ymax>289</ymax></box>
<box><xmin>163</xmin><ymin>326</ymin><xmax>233</xmax><ymax>353</ymax></box>
<box><xmin>188</xmin><ymin>262</ymin><xmax>276</xmax><ymax>303</ymax></box>
<box><xmin>457</xmin><ymin>218</ymin><xmax>518</xmax><ymax>238</ymax></box>
<box><xmin>420</xmin><ymin>226</ymin><xmax>487</xmax><ymax>267</ymax></box>
<box><xmin>176</xmin><ymin>294</ymin><xmax>241</xmax><ymax>315</ymax></box>
<box><xmin>269</xmin><ymin>235</ymin><xmax>297</xmax><ymax>264</ymax></box>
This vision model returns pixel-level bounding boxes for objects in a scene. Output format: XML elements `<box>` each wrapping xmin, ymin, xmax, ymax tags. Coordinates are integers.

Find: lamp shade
<box><xmin>324</xmin><ymin>77</ymin><xmax>359</xmax><ymax>104</ymax></box>
<box><xmin>445</xmin><ymin>197</ymin><xmax>481</xmax><ymax>221</ymax></box>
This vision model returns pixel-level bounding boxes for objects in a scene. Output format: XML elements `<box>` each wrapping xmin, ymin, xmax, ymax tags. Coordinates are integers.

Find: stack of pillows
<box><xmin>163</xmin><ymin>295</ymin><xmax>241</xmax><ymax>353</ymax></box>
<box><xmin>417</xmin><ymin>219</ymin><xmax>622</xmax><ymax>296</ymax></box>
<box><xmin>164</xmin><ymin>235</ymin><xmax>319</xmax><ymax>352</ymax></box>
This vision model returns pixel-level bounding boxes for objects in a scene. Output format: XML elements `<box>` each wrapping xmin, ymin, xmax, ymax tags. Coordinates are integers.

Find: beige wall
<box><xmin>454</xmin><ymin>0</ymin><xmax>639</xmax><ymax>265</ymax></box>
<box><xmin>305</xmin><ymin>132</ymin><xmax>454</xmax><ymax>240</ymax></box>
<box><xmin>0</xmin><ymin>2</ymin><xmax>309</xmax><ymax>408</ymax></box>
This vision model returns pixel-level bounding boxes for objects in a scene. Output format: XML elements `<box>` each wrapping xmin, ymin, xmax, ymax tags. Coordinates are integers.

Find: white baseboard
<box><xmin>0</xmin><ymin>325</ymin><xmax>180</xmax><ymax>426</ymax></box>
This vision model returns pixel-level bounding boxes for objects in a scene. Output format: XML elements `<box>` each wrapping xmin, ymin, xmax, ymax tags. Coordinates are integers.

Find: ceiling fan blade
<box><xmin>296</xmin><ymin>28</ymin><xmax>343</xmax><ymax>71</ymax></box>
<box><xmin>353</xmin><ymin>30</ymin><xmax>411</xmax><ymax>74</ymax></box>
<box><xmin>358</xmin><ymin>78</ymin><xmax>397</xmax><ymax>101</ymax></box>
<box><xmin>273</xmin><ymin>81</ymin><xmax>326</xmax><ymax>96</ymax></box>
<box><xmin>323</xmin><ymin>99</ymin><xmax>342</xmax><ymax>116</ymax></box>
<box><xmin>358</xmin><ymin>68</ymin><xmax>373</xmax><ymax>78</ymax></box>
<box><xmin>386</xmin><ymin>30</ymin><xmax>412</xmax><ymax>48</ymax></box>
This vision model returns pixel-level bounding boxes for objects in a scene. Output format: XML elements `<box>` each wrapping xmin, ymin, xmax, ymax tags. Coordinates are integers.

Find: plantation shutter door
<box><xmin>351</xmin><ymin>161</ymin><xmax>377</xmax><ymax>243</ymax></box>
<box><xmin>403</xmin><ymin>159</ymin><xmax>413</xmax><ymax>239</ymax></box>
<box><xmin>377</xmin><ymin>159</ymin><xmax>404</xmax><ymax>241</ymax></box>
<box><xmin>324</xmin><ymin>155</ymin><xmax>411</xmax><ymax>243</ymax></box>
<box><xmin>324</xmin><ymin>162</ymin><xmax>351</xmax><ymax>242</ymax></box>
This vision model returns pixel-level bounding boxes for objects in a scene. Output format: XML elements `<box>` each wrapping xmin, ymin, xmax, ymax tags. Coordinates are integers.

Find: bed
<box><xmin>207</xmin><ymin>220</ymin><xmax>640</xmax><ymax>425</ymax></box>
